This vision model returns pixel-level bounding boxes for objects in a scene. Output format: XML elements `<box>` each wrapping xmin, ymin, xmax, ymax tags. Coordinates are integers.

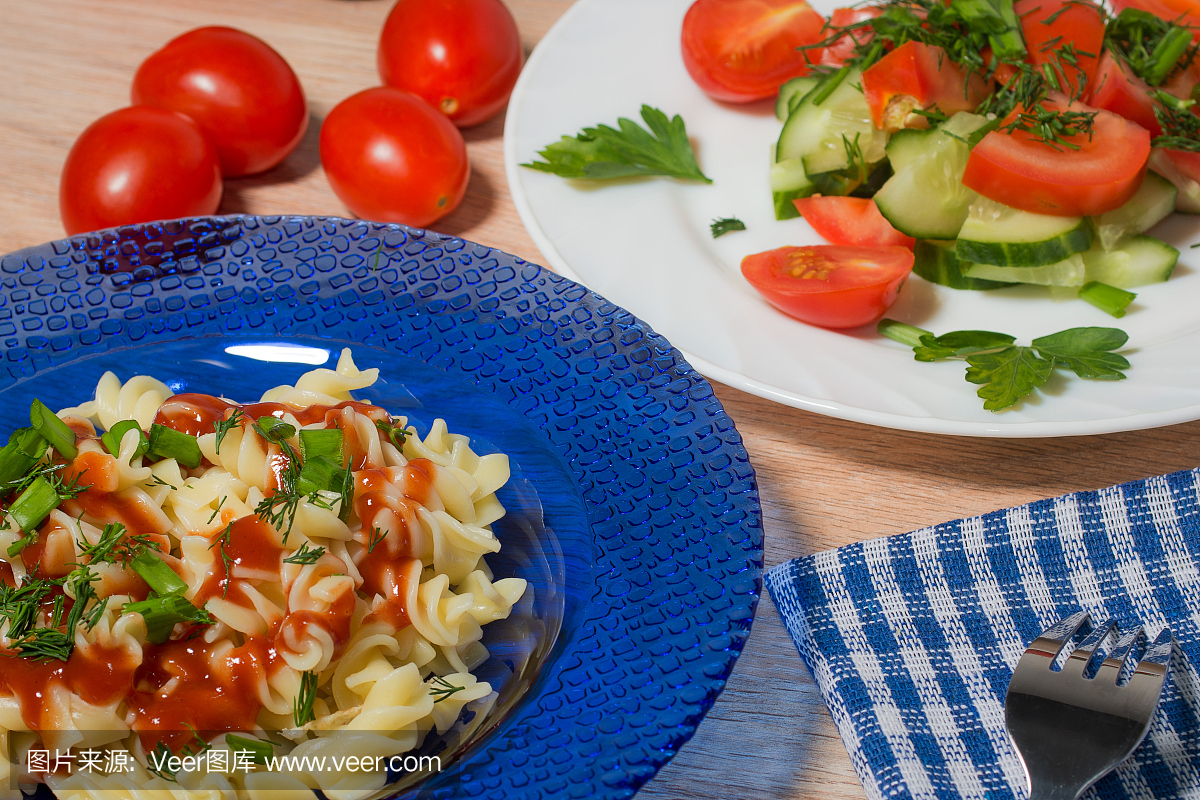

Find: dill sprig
<box><xmin>1152</xmin><ymin>90</ymin><xmax>1200</xmax><ymax>150</ymax></box>
<box><xmin>429</xmin><ymin>675</ymin><xmax>467</xmax><ymax>704</ymax></box>
<box><xmin>64</xmin><ymin>564</ymin><xmax>102</xmax><ymax>633</ymax></box>
<box><xmin>1106</xmin><ymin>7</ymin><xmax>1197</xmax><ymax>87</ymax></box>
<box><xmin>0</xmin><ymin>563</ymin><xmax>102</xmax><ymax>661</ymax></box>
<box><xmin>206</xmin><ymin>496</ymin><xmax>227</xmax><ymax>526</ymax></box>
<box><xmin>709</xmin><ymin>217</ymin><xmax>747</xmax><ymax>238</ymax></box>
<box><xmin>367</xmin><ymin>525</ymin><xmax>387</xmax><ymax>554</ymax></box>
<box><xmin>209</xmin><ymin>521</ymin><xmax>234</xmax><ymax>597</ymax></box>
<box><xmin>1001</xmin><ymin>106</ymin><xmax>1097</xmax><ymax>151</ymax></box>
<box><xmin>255</xmin><ymin>491</ymin><xmax>301</xmax><ymax>543</ymax></box>
<box><xmin>146</xmin><ymin>742</ymin><xmax>177</xmax><ymax>782</ymax></box>
<box><xmin>149</xmin><ymin>474</ymin><xmax>176</xmax><ymax>490</ymax></box>
<box><xmin>976</xmin><ymin>65</ymin><xmax>1097</xmax><ymax>150</ymax></box>
<box><xmin>13</xmin><ymin>628</ymin><xmax>73</xmax><ymax>661</ymax></box>
<box><xmin>802</xmin><ymin>0</ymin><xmax>1025</xmax><ymax>77</ymax></box>
<box><xmin>78</xmin><ymin>522</ymin><xmax>160</xmax><ymax>568</ymax></box>
<box><xmin>252</xmin><ymin>434</ymin><xmax>302</xmax><ymax>542</ymax></box>
<box><xmin>0</xmin><ymin>577</ymin><xmax>58</xmax><ymax>640</ymax></box>
<box><xmin>293</xmin><ymin>670</ymin><xmax>319</xmax><ymax>727</ymax></box>
<box><xmin>213</xmin><ymin>408</ymin><xmax>244</xmax><ymax>455</ymax></box>
<box><xmin>374</xmin><ymin>418</ymin><xmax>409</xmax><ymax>450</ymax></box>
<box><xmin>283</xmin><ymin>542</ymin><xmax>325</xmax><ymax>565</ymax></box>
<box><xmin>0</xmin><ymin>462</ymin><xmax>65</xmax><ymax>499</ymax></box>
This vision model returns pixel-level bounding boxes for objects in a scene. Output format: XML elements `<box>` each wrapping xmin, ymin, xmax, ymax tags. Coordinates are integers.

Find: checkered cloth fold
<box><xmin>765</xmin><ymin>467</ymin><xmax>1200</xmax><ymax>800</ymax></box>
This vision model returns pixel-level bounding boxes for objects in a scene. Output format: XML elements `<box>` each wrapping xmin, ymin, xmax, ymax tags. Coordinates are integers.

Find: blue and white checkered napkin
<box><xmin>765</xmin><ymin>467</ymin><xmax>1200</xmax><ymax>800</ymax></box>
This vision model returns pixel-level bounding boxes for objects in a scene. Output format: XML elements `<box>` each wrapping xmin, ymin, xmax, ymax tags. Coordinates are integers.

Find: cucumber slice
<box><xmin>962</xmin><ymin>254</ymin><xmax>1087</xmax><ymax>286</ymax></box>
<box><xmin>775</xmin><ymin>76</ymin><xmax>821</xmax><ymax>122</ymax></box>
<box><xmin>912</xmin><ymin>240</ymin><xmax>1007</xmax><ymax>290</ymax></box>
<box><xmin>956</xmin><ymin>197</ymin><xmax>1092</xmax><ymax>267</ymax></box>
<box><xmin>1148</xmin><ymin>149</ymin><xmax>1200</xmax><ymax>214</ymax></box>
<box><xmin>884</xmin><ymin>127</ymin><xmax>937</xmax><ymax>174</ymax></box>
<box><xmin>770</xmin><ymin>158</ymin><xmax>815</xmax><ymax>220</ymax></box>
<box><xmin>873</xmin><ymin>112</ymin><xmax>989</xmax><ymax>240</ymax></box>
<box><xmin>776</xmin><ymin>69</ymin><xmax>886</xmax><ymax>175</ymax></box>
<box><xmin>1094</xmin><ymin>172</ymin><xmax>1177</xmax><ymax>250</ymax></box>
<box><xmin>1082</xmin><ymin>235</ymin><xmax>1179</xmax><ymax>288</ymax></box>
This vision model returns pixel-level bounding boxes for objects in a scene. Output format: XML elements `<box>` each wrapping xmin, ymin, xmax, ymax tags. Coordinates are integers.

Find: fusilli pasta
<box><xmin>0</xmin><ymin>350</ymin><xmax>525</xmax><ymax>799</ymax></box>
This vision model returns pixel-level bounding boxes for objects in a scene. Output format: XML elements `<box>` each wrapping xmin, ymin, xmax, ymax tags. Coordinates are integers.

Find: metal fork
<box><xmin>1005</xmin><ymin>612</ymin><xmax>1175</xmax><ymax>800</ymax></box>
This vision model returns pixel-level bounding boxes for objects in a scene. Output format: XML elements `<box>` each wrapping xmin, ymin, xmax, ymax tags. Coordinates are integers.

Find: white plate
<box><xmin>503</xmin><ymin>0</ymin><xmax>1200</xmax><ymax>437</ymax></box>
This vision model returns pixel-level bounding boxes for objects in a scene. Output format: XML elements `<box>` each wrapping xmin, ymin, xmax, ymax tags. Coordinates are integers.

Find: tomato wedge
<box><xmin>792</xmin><ymin>196</ymin><xmax>915</xmax><ymax>248</ymax></box>
<box><xmin>861</xmin><ymin>42</ymin><xmax>989</xmax><ymax>131</ymax></box>
<box><xmin>1016</xmin><ymin>0</ymin><xmax>1104</xmax><ymax>98</ymax></box>
<box><xmin>1089</xmin><ymin>52</ymin><xmax>1160</xmax><ymax>135</ymax></box>
<box><xmin>817</xmin><ymin>7</ymin><xmax>882</xmax><ymax>67</ymax></box>
<box><xmin>1111</xmin><ymin>0</ymin><xmax>1200</xmax><ymax>36</ymax></box>
<box><xmin>741</xmin><ymin>245</ymin><xmax>914</xmax><ymax>329</ymax></box>
<box><xmin>1162</xmin><ymin>147</ymin><xmax>1200</xmax><ymax>182</ymax></box>
<box><xmin>962</xmin><ymin>99</ymin><xmax>1151</xmax><ymax>216</ymax></box>
<box><xmin>681</xmin><ymin>0</ymin><xmax>827</xmax><ymax>102</ymax></box>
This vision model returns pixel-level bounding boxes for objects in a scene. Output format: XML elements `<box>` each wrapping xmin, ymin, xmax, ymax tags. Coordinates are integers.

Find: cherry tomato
<box><xmin>792</xmin><ymin>196</ymin><xmax>914</xmax><ymax>248</ymax></box>
<box><xmin>132</xmin><ymin>26</ymin><xmax>308</xmax><ymax>177</ymax></box>
<box><xmin>1089</xmin><ymin>52</ymin><xmax>1160</xmax><ymax>135</ymax></box>
<box><xmin>741</xmin><ymin>245</ymin><xmax>914</xmax><ymax>329</ymax></box>
<box><xmin>59</xmin><ymin>106</ymin><xmax>222</xmax><ymax>236</ymax></box>
<box><xmin>377</xmin><ymin>0</ymin><xmax>523</xmax><ymax>128</ymax></box>
<box><xmin>861</xmin><ymin>42</ymin><xmax>989</xmax><ymax>131</ymax></box>
<box><xmin>319</xmin><ymin>87</ymin><xmax>469</xmax><ymax>227</ymax></box>
<box><xmin>962</xmin><ymin>100</ymin><xmax>1151</xmax><ymax>216</ymax></box>
<box><xmin>681</xmin><ymin>0</ymin><xmax>827</xmax><ymax>103</ymax></box>
<box><xmin>1016</xmin><ymin>0</ymin><xmax>1105</xmax><ymax>98</ymax></box>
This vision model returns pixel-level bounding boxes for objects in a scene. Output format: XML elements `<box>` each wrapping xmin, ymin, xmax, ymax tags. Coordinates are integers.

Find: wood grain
<box><xmin>5</xmin><ymin>2</ymin><xmax>1200</xmax><ymax>799</ymax></box>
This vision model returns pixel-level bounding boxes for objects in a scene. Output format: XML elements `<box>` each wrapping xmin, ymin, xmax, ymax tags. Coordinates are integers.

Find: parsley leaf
<box><xmin>522</xmin><ymin>105</ymin><xmax>711</xmax><ymax>183</ymax></box>
<box><xmin>1031</xmin><ymin>328</ymin><xmax>1130</xmax><ymax>379</ymax></box>
<box><xmin>914</xmin><ymin>330</ymin><xmax>1016</xmax><ymax>361</ymax></box>
<box><xmin>880</xmin><ymin>320</ymin><xmax>1130</xmax><ymax>410</ymax></box>
<box><xmin>964</xmin><ymin>346</ymin><xmax>1055</xmax><ymax>410</ymax></box>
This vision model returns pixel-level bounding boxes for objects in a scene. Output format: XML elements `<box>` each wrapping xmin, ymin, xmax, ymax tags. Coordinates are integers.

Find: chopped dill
<box><xmin>283</xmin><ymin>542</ymin><xmax>325</xmax><ymax>565</ymax></box>
<box><xmin>709</xmin><ymin>217</ymin><xmax>747</xmax><ymax>238</ymax></box>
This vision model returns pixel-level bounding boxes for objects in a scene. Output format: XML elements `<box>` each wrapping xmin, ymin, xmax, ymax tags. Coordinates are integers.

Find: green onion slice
<box><xmin>130</xmin><ymin>550</ymin><xmax>187</xmax><ymax>596</ymax></box>
<box><xmin>123</xmin><ymin>594</ymin><xmax>212</xmax><ymax>644</ymax></box>
<box><xmin>296</xmin><ymin>455</ymin><xmax>350</xmax><ymax>498</ymax></box>
<box><xmin>877</xmin><ymin>318</ymin><xmax>933</xmax><ymax>348</ymax></box>
<box><xmin>8</xmin><ymin>476</ymin><xmax>60</xmax><ymax>535</ymax></box>
<box><xmin>148</xmin><ymin>424</ymin><xmax>203</xmax><ymax>469</ymax></box>
<box><xmin>1078</xmin><ymin>281</ymin><xmax>1137</xmax><ymax>318</ymax></box>
<box><xmin>299</xmin><ymin>428</ymin><xmax>344</xmax><ymax>464</ymax></box>
<box><xmin>30</xmin><ymin>400</ymin><xmax>78</xmax><ymax>461</ymax></box>
<box><xmin>254</xmin><ymin>417</ymin><xmax>297</xmax><ymax>444</ymax></box>
<box><xmin>0</xmin><ymin>428</ymin><xmax>48</xmax><ymax>490</ymax></box>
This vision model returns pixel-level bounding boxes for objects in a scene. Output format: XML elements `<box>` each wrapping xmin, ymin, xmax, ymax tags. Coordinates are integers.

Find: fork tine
<box><xmin>1021</xmin><ymin>611</ymin><xmax>1090</xmax><ymax>665</ymax></box>
<box><xmin>1140</xmin><ymin>628</ymin><xmax>1176</xmax><ymax>668</ymax></box>
<box><xmin>1094</xmin><ymin>625</ymin><xmax>1144</xmax><ymax>683</ymax></box>
<box><xmin>1061</xmin><ymin>620</ymin><xmax>1117</xmax><ymax>678</ymax></box>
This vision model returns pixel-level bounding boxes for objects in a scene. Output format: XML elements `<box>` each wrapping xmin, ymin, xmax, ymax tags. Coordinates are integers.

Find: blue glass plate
<box><xmin>0</xmin><ymin>216</ymin><xmax>763</xmax><ymax>799</ymax></box>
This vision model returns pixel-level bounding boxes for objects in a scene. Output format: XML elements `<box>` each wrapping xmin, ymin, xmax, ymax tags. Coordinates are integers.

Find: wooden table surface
<box><xmin>5</xmin><ymin>1</ymin><xmax>1200</xmax><ymax>798</ymax></box>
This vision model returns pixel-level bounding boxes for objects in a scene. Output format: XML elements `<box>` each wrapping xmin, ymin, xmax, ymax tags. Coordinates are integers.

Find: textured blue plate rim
<box><xmin>0</xmin><ymin>214</ymin><xmax>764</xmax><ymax>799</ymax></box>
